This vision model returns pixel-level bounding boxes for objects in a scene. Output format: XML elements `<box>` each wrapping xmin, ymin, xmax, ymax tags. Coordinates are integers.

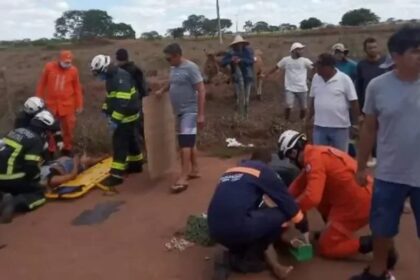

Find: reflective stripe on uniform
<box><xmin>111</xmin><ymin>112</ymin><xmax>140</xmax><ymax>123</ymax></box>
<box><xmin>102</xmin><ymin>103</ymin><xmax>108</xmax><ymax>110</ymax></box>
<box><xmin>24</xmin><ymin>154</ymin><xmax>41</xmax><ymax>161</ymax></box>
<box><xmin>4</xmin><ymin>138</ymin><xmax>23</xmax><ymax>175</ymax></box>
<box><xmin>0</xmin><ymin>172</ymin><xmax>25</xmax><ymax>180</ymax></box>
<box><xmin>107</xmin><ymin>88</ymin><xmax>136</xmax><ymax>100</ymax></box>
<box><xmin>28</xmin><ymin>198</ymin><xmax>47</xmax><ymax>210</ymax></box>
<box><xmin>225</xmin><ymin>167</ymin><xmax>261</xmax><ymax>178</ymax></box>
<box><xmin>127</xmin><ymin>154</ymin><xmax>143</xmax><ymax>162</ymax></box>
<box><xmin>111</xmin><ymin>161</ymin><xmax>126</xmax><ymax>171</ymax></box>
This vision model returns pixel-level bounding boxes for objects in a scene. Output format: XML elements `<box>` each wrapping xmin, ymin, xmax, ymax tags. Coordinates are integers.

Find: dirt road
<box><xmin>0</xmin><ymin>156</ymin><xmax>418</xmax><ymax>280</ymax></box>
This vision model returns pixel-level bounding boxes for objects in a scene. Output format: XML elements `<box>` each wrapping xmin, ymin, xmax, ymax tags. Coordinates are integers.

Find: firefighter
<box><xmin>208</xmin><ymin>149</ymin><xmax>308</xmax><ymax>280</ymax></box>
<box><xmin>0</xmin><ymin>110</ymin><xmax>56</xmax><ymax>223</ymax></box>
<box><xmin>90</xmin><ymin>54</ymin><xmax>143</xmax><ymax>188</ymax></box>
<box><xmin>277</xmin><ymin>130</ymin><xmax>397</xmax><ymax>267</ymax></box>
<box><xmin>36</xmin><ymin>50</ymin><xmax>83</xmax><ymax>156</ymax></box>
<box><xmin>15</xmin><ymin>96</ymin><xmax>64</xmax><ymax>158</ymax></box>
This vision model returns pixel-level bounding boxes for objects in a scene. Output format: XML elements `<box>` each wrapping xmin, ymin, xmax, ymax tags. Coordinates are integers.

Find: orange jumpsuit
<box><xmin>289</xmin><ymin>145</ymin><xmax>373</xmax><ymax>259</ymax></box>
<box><xmin>36</xmin><ymin>61</ymin><xmax>83</xmax><ymax>151</ymax></box>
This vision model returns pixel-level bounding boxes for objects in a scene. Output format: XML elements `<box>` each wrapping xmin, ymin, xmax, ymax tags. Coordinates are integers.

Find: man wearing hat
<box><xmin>221</xmin><ymin>35</ymin><xmax>255</xmax><ymax>117</ymax></box>
<box><xmin>332</xmin><ymin>43</ymin><xmax>357</xmax><ymax>82</ymax></box>
<box><xmin>37</xmin><ymin>50</ymin><xmax>83</xmax><ymax>156</ymax></box>
<box><xmin>266</xmin><ymin>42</ymin><xmax>313</xmax><ymax>121</ymax></box>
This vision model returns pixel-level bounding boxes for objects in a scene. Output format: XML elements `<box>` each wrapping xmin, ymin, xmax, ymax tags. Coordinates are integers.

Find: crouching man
<box><xmin>207</xmin><ymin>149</ymin><xmax>308</xmax><ymax>279</ymax></box>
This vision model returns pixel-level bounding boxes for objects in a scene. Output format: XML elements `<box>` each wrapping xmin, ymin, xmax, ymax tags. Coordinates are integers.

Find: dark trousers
<box><xmin>0</xmin><ymin>179</ymin><xmax>46</xmax><ymax>212</ymax></box>
<box><xmin>110</xmin><ymin>122</ymin><xmax>143</xmax><ymax>178</ymax></box>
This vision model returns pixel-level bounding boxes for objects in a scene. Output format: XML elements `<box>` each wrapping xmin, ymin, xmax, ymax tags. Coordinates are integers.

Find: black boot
<box><xmin>99</xmin><ymin>175</ymin><xmax>123</xmax><ymax>188</ymax></box>
<box><xmin>350</xmin><ymin>268</ymin><xmax>393</xmax><ymax>280</ymax></box>
<box><xmin>0</xmin><ymin>193</ymin><xmax>15</xmax><ymax>224</ymax></box>
<box><xmin>359</xmin><ymin>235</ymin><xmax>373</xmax><ymax>254</ymax></box>
<box><xmin>127</xmin><ymin>163</ymin><xmax>143</xmax><ymax>174</ymax></box>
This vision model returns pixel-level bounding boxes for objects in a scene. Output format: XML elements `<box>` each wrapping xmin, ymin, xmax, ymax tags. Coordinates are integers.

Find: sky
<box><xmin>0</xmin><ymin>0</ymin><xmax>420</xmax><ymax>40</ymax></box>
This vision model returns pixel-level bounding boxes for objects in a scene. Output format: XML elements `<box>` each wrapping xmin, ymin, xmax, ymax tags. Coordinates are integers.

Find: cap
<box><xmin>116</xmin><ymin>48</ymin><xmax>129</xmax><ymax>61</ymax></box>
<box><xmin>290</xmin><ymin>42</ymin><xmax>305</xmax><ymax>52</ymax></box>
<box><xmin>332</xmin><ymin>43</ymin><xmax>349</xmax><ymax>53</ymax></box>
<box><xmin>59</xmin><ymin>50</ymin><xmax>73</xmax><ymax>63</ymax></box>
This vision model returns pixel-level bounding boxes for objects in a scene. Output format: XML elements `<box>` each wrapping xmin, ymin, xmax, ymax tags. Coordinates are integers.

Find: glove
<box><xmin>295</xmin><ymin>216</ymin><xmax>309</xmax><ymax>234</ymax></box>
<box><xmin>107</xmin><ymin>118</ymin><xmax>118</xmax><ymax>133</ymax></box>
<box><xmin>56</xmin><ymin>141</ymin><xmax>64</xmax><ymax>151</ymax></box>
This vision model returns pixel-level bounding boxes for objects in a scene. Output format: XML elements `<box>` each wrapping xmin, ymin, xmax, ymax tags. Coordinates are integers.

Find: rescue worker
<box><xmin>14</xmin><ymin>96</ymin><xmax>64</xmax><ymax>158</ymax></box>
<box><xmin>277</xmin><ymin>130</ymin><xmax>397</xmax><ymax>267</ymax></box>
<box><xmin>0</xmin><ymin>110</ymin><xmax>56</xmax><ymax>223</ymax></box>
<box><xmin>208</xmin><ymin>149</ymin><xmax>309</xmax><ymax>280</ymax></box>
<box><xmin>36</xmin><ymin>50</ymin><xmax>83</xmax><ymax>156</ymax></box>
<box><xmin>90</xmin><ymin>54</ymin><xmax>143</xmax><ymax>188</ymax></box>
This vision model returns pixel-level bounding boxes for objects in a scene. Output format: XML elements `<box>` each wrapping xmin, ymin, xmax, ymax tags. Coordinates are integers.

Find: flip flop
<box><xmin>170</xmin><ymin>183</ymin><xmax>189</xmax><ymax>194</ymax></box>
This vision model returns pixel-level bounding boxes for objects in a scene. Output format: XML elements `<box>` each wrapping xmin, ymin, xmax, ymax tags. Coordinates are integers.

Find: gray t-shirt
<box><xmin>169</xmin><ymin>60</ymin><xmax>203</xmax><ymax>115</ymax></box>
<box><xmin>364</xmin><ymin>71</ymin><xmax>420</xmax><ymax>187</ymax></box>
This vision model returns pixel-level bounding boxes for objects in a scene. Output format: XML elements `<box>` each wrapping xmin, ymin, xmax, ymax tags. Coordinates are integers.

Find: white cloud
<box><xmin>0</xmin><ymin>0</ymin><xmax>419</xmax><ymax>40</ymax></box>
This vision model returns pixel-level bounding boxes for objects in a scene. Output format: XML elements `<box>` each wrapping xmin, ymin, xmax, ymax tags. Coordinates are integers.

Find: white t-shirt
<box><xmin>310</xmin><ymin>71</ymin><xmax>358</xmax><ymax>128</ymax></box>
<box><xmin>277</xmin><ymin>56</ymin><xmax>313</xmax><ymax>92</ymax></box>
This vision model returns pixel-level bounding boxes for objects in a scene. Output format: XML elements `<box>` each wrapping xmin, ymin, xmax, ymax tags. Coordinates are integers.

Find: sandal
<box><xmin>170</xmin><ymin>183</ymin><xmax>189</xmax><ymax>194</ymax></box>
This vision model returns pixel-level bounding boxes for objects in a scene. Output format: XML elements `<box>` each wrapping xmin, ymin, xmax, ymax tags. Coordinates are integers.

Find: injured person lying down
<box><xmin>40</xmin><ymin>154</ymin><xmax>108</xmax><ymax>190</ymax></box>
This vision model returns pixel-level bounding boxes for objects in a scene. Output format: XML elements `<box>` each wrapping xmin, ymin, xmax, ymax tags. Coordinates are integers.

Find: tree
<box><xmin>182</xmin><ymin>14</ymin><xmax>207</xmax><ymax>37</ymax></box>
<box><xmin>202</xmin><ymin>18</ymin><xmax>232</xmax><ymax>36</ymax></box>
<box><xmin>141</xmin><ymin>31</ymin><xmax>162</xmax><ymax>40</ymax></box>
<box><xmin>252</xmin><ymin>21</ymin><xmax>270</xmax><ymax>33</ymax></box>
<box><xmin>268</xmin><ymin>25</ymin><xmax>280</xmax><ymax>32</ymax></box>
<box><xmin>243</xmin><ymin>20</ymin><xmax>253</xmax><ymax>33</ymax></box>
<box><xmin>167</xmin><ymin>27</ymin><xmax>185</xmax><ymax>39</ymax></box>
<box><xmin>110</xmin><ymin>23</ymin><xmax>136</xmax><ymax>39</ymax></box>
<box><xmin>340</xmin><ymin>8</ymin><xmax>380</xmax><ymax>26</ymax></box>
<box><xmin>54</xmin><ymin>9</ymin><xmax>135</xmax><ymax>40</ymax></box>
<box><xmin>279</xmin><ymin>23</ymin><xmax>297</xmax><ymax>32</ymax></box>
<box><xmin>300</xmin><ymin>17</ymin><xmax>323</xmax><ymax>30</ymax></box>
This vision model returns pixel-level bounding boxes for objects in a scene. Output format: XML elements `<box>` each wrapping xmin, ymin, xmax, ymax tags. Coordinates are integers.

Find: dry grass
<box><xmin>0</xmin><ymin>27</ymin><xmax>396</xmax><ymax>154</ymax></box>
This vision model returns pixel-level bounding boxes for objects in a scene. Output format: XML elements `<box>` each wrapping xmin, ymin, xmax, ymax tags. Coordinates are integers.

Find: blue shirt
<box><xmin>336</xmin><ymin>59</ymin><xmax>357</xmax><ymax>82</ymax></box>
<box><xmin>221</xmin><ymin>46</ymin><xmax>255</xmax><ymax>84</ymax></box>
<box><xmin>207</xmin><ymin>160</ymin><xmax>300</xmax><ymax>234</ymax></box>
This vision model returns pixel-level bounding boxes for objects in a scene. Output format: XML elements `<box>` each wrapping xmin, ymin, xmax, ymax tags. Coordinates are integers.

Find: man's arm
<box><xmin>350</xmin><ymin>100</ymin><xmax>361</xmax><ymax>125</ymax></box>
<box><xmin>155</xmin><ymin>83</ymin><xmax>170</xmax><ymax>96</ymax></box>
<box><xmin>289</xmin><ymin>171</ymin><xmax>306</xmax><ymax>198</ymax></box>
<box><xmin>194</xmin><ymin>82</ymin><xmax>206</xmax><ymax>128</ymax></box>
<box><xmin>357</xmin><ymin>115</ymin><xmax>377</xmax><ymax>171</ymax></box>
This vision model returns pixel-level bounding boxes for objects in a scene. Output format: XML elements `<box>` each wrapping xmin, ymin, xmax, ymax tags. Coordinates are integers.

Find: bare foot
<box><xmin>403</xmin><ymin>200</ymin><xmax>412</xmax><ymax>214</ymax></box>
<box><xmin>272</xmin><ymin>264</ymin><xmax>293</xmax><ymax>279</ymax></box>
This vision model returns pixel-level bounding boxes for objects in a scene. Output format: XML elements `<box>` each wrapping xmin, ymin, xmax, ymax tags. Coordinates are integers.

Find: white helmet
<box><xmin>277</xmin><ymin>130</ymin><xmax>307</xmax><ymax>159</ymax></box>
<box><xmin>24</xmin><ymin>97</ymin><xmax>45</xmax><ymax>115</ymax></box>
<box><xmin>90</xmin><ymin>55</ymin><xmax>111</xmax><ymax>73</ymax></box>
<box><xmin>32</xmin><ymin>110</ymin><xmax>55</xmax><ymax>128</ymax></box>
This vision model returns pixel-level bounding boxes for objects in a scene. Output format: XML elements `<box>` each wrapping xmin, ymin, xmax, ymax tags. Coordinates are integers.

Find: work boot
<box><xmin>99</xmin><ymin>175</ymin><xmax>123</xmax><ymax>189</ymax></box>
<box><xmin>127</xmin><ymin>163</ymin><xmax>143</xmax><ymax>174</ymax></box>
<box><xmin>0</xmin><ymin>193</ymin><xmax>15</xmax><ymax>224</ymax></box>
<box><xmin>350</xmin><ymin>268</ymin><xmax>395</xmax><ymax>280</ymax></box>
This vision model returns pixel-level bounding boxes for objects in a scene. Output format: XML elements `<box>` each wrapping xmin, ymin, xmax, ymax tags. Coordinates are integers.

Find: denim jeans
<box><xmin>313</xmin><ymin>126</ymin><xmax>349</xmax><ymax>152</ymax></box>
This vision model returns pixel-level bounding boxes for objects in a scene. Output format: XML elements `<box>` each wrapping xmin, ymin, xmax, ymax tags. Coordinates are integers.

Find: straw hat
<box><xmin>230</xmin><ymin>35</ymin><xmax>249</xmax><ymax>46</ymax></box>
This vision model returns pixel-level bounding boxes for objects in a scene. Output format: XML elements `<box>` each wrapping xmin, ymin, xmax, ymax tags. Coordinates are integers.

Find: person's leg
<box><xmin>0</xmin><ymin>180</ymin><xmax>46</xmax><ymax>214</ymax></box>
<box><xmin>284</xmin><ymin>91</ymin><xmax>294</xmax><ymax>121</ymax></box>
<box><xmin>296</xmin><ymin>92</ymin><xmax>308</xmax><ymax>121</ymax></box>
<box><xmin>312</xmin><ymin>126</ymin><xmax>329</xmax><ymax>146</ymax></box>
<box><xmin>409</xmin><ymin>186</ymin><xmax>420</xmax><ymax>238</ymax></box>
<box><xmin>352</xmin><ymin>180</ymin><xmax>408</xmax><ymax>279</ymax></box>
<box><xmin>330</xmin><ymin>127</ymin><xmax>350</xmax><ymax>152</ymax></box>
<box><xmin>61</xmin><ymin>113</ymin><xmax>76</xmax><ymax>154</ymax></box>
<box><xmin>244</xmin><ymin>82</ymin><xmax>252</xmax><ymax>117</ymax></box>
<box><xmin>190</xmin><ymin>146</ymin><xmax>200</xmax><ymax>178</ymax></box>
<box><xmin>257</xmin><ymin>77</ymin><xmax>263</xmax><ymax>100</ymax></box>
<box><xmin>127</xmin><ymin>122</ymin><xmax>144</xmax><ymax>173</ymax></box>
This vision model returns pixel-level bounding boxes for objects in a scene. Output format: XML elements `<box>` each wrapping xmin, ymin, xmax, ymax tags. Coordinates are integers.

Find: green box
<box><xmin>289</xmin><ymin>244</ymin><xmax>314</xmax><ymax>262</ymax></box>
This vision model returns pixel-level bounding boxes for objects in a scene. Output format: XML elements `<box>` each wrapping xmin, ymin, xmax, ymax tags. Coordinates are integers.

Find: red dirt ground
<box><xmin>0</xmin><ymin>156</ymin><xmax>418</xmax><ymax>280</ymax></box>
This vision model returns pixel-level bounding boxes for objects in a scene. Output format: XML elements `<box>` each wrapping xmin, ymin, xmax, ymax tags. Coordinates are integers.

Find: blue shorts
<box><xmin>370</xmin><ymin>179</ymin><xmax>420</xmax><ymax>238</ymax></box>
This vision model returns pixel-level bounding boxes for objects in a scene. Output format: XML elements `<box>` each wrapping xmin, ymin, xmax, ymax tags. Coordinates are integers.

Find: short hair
<box><xmin>315</xmin><ymin>53</ymin><xmax>336</xmax><ymax>67</ymax></box>
<box><xmin>163</xmin><ymin>43</ymin><xmax>183</xmax><ymax>56</ymax></box>
<box><xmin>388</xmin><ymin>25</ymin><xmax>420</xmax><ymax>55</ymax></box>
<box><xmin>116</xmin><ymin>48</ymin><xmax>129</xmax><ymax>62</ymax></box>
<box><xmin>363</xmin><ymin>37</ymin><xmax>377</xmax><ymax>50</ymax></box>
<box><xmin>250</xmin><ymin>148</ymin><xmax>272</xmax><ymax>164</ymax></box>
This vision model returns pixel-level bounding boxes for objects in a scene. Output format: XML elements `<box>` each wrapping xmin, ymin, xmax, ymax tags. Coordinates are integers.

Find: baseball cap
<box><xmin>332</xmin><ymin>43</ymin><xmax>349</xmax><ymax>53</ymax></box>
<box><xmin>59</xmin><ymin>50</ymin><xmax>73</xmax><ymax>63</ymax></box>
<box><xmin>290</xmin><ymin>42</ymin><xmax>305</xmax><ymax>52</ymax></box>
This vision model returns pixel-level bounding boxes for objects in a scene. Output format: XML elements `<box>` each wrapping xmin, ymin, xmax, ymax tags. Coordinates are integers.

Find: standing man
<box><xmin>90</xmin><ymin>55</ymin><xmax>143</xmax><ymax>189</ymax></box>
<box><xmin>351</xmin><ymin>25</ymin><xmax>420</xmax><ymax>280</ymax></box>
<box><xmin>266</xmin><ymin>42</ymin><xmax>313</xmax><ymax>122</ymax></box>
<box><xmin>155</xmin><ymin>43</ymin><xmax>206</xmax><ymax>194</ymax></box>
<box><xmin>307</xmin><ymin>53</ymin><xmax>360</xmax><ymax>152</ymax></box>
<box><xmin>333</xmin><ymin>43</ymin><xmax>358</xmax><ymax>81</ymax></box>
<box><xmin>36</xmin><ymin>50</ymin><xmax>83</xmax><ymax>156</ymax></box>
<box><xmin>221</xmin><ymin>35</ymin><xmax>254</xmax><ymax>118</ymax></box>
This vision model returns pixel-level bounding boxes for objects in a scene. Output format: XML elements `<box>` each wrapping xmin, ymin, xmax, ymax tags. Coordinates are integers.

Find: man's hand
<box><xmin>107</xmin><ymin>118</ymin><xmax>118</xmax><ymax>133</ymax></box>
<box><xmin>154</xmin><ymin>89</ymin><xmax>163</xmax><ymax>97</ymax></box>
<box><xmin>232</xmin><ymin>56</ymin><xmax>241</xmax><ymax>64</ymax></box>
<box><xmin>197</xmin><ymin>114</ymin><xmax>205</xmax><ymax>130</ymax></box>
<box><xmin>56</xmin><ymin>141</ymin><xmax>64</xmax><ymax>151</ymax></box>
<box><xmin>356</xmin><ymin>168</ymin><xmax>369</xmax><ymax>187</ymax></box>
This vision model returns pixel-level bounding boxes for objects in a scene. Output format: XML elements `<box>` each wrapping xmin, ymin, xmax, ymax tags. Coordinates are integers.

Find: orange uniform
<box><xmin>36</xmin><ymin>57</ymin><xmax>83</xmax><ymax>152</ymax></box>
<box><xmin>289</xmin><ymin>145</ymin><xmax>373</xmax><ymax>258</ymax></box>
